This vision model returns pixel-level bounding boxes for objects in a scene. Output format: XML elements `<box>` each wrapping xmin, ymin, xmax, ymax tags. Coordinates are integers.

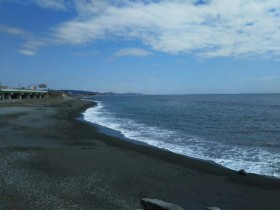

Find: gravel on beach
<box><xmin>0</xmin><ymin>98</ymin><xmax>280</xmax><ymax>210</ymax></box>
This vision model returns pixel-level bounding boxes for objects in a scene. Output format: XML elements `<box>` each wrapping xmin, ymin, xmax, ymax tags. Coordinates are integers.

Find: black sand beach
<box><xmin>0</xmin><ymin>98</ymin><xmax>280</xmax><ymax>209</ymax></box>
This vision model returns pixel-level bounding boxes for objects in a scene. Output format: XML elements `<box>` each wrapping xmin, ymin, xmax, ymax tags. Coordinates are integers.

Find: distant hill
<box><xmin>102</xmin><ymin>92</ymin><xmax>144</xmax><ymax>96</ymax></box>
<box><xmin>56</xmin><ymin>90</ymin><xmax>144</xmax><ymax>96</ymax></box>
<box><xmin>57</xmin><ymin>90</ymin><xmax>101</xmax><ymax>96</ymax></box>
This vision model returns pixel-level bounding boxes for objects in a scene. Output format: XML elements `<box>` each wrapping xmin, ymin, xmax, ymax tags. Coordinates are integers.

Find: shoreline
<box><xmin>1</xmin><ymin>97</ymin><xmax>280</xmax><ymax>209</ymax></box>
<box><xmin>81</xmin><ymin>102</ymin><xmax>280</xmax><ymax>182</ymax></box>
<box><xmin>82</xmin><ymin>100</ymin><xmax>280</xmax><ymax>181</ymax></box>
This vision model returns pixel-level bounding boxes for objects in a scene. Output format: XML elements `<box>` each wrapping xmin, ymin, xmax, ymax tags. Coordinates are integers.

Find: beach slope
<box><xmin>0</xmin><ymin>98</ymin><xmax>279</xmax><ymax>210</ymax></box>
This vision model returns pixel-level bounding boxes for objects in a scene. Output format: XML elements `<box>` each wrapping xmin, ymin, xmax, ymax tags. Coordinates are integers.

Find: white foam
<box><xmin>83</xmin><ymin>102</ymin><xmax>280</xmax><ymax>178</ymax></box>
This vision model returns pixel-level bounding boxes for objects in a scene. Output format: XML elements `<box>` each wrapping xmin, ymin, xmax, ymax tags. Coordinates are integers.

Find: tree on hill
<box><xmin>39</xmin><ymin>84</ymin><xmax>47</xmax><ymax>88</ymax></box>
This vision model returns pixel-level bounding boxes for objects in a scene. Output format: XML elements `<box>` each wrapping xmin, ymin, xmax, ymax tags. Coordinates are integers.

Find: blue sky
<box><xmin>0</xmin><ymin>0</ymin><xmax>280</xmax><ymax>94</ymax></box>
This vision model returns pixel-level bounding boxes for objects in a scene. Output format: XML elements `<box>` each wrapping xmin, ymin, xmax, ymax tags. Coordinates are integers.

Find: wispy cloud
<box><xmin>0</xmin><ymin>25</ymin><xmax>37</xmax><ymax>55</ymax></box>
<box><xmin>19</xmin><ymin>38</ymin><xmax>50</xmax><ymax>55</ymax></box>
<box><xmin>33</xmin><ymin>0</ymin><xmax>68</xmax><ymax>10</ymax></box>
<box><xmin>0</xmin><ymin>25</ymin><xmax>50</xmax><ymax>56</ymax></box>
<box><xmin>71</xmin><ymin>50</ymin><xmax>99</xmax><ymax>57</ymax></box>
<box><xmin>0</xmin><ymin>0</ymin><xmax>68</xmax><ymax>10</ymax></box>
<box><xmin>248</xmin><ymin>76</ymin><xmax>280</xmax><ymax>81</ymax></box>
<box><xmin>2</xmin><ymin>0</ymin><xmax>280</xmax><ymax>59</ymax></box>
<box><xmin>0</xmin><ymin>25</ymin><xmax>28</xmax><ymax>37</ymax></box>
<box><xmin>52</xmin><ymin>0</ymin><xmax>280</xmax><ymax>59</ymax></box>
<box><xmin>18</xmin><ymin>49</ymin><xmax>36</xmax><ymax>56</ymax></box>
<box><xmin>114</xmin><ymin>48</ymin><xmax>151</xmax><ymax>57</ymax></box>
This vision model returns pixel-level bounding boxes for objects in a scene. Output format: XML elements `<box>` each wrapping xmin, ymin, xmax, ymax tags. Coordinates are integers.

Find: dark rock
<box><xmin>237</xmin><ymin>169</ymin><xmax>247</xmax><ymax>176</ymax></box>
<box><xmin>142</xmin><ymin>198</ymin><xmax>185</xmax><ymax>210</ymax></box>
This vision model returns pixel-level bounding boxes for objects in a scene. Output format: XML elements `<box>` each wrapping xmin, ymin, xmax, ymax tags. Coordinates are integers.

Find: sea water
<box><xmin>83</xmin><ymin>94</ymin><xmax>280</xmax><ymax>178</ymax></box>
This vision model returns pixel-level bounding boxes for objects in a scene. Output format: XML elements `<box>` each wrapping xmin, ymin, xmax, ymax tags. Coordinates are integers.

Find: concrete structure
<box><xmin>0</xmin><ymin>88</ymin><xmax>48</xmax><ymax>100</ymax></box>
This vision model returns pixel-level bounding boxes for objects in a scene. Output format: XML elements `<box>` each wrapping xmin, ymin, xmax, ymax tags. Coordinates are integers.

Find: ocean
<box><xmin>82</xmin><ymin>94</ymin><xmax>280</xmax><ymax>178</ymax></box>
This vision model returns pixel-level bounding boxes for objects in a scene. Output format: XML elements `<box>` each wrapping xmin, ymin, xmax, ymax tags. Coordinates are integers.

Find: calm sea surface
<box><xmin>83</xmin><ymin>94</ymin><xmax>280</xmax><ymax>178</ymax></box>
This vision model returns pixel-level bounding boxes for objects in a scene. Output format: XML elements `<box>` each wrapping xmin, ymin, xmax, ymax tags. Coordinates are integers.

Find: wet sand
<box><xmin>0</xmin><ymin>98</ymin><xmax>279</xmax><ymax>209</ymax></box>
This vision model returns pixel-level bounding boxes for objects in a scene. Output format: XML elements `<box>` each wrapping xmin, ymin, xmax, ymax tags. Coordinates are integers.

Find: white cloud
<box><xmin>0</xmin><ymin>25</ymin><xmax>52</xmax><ymax>56</ymax></box>
<box><xmin>0</xmin><ymin>25</ymin><xmax>40</xmax><ymax>55</ymax></box>
<box><xmin>114</xmin><ymin>48</ymin><xmax>151</xmax><ymax>57</ymax></box>
<box><xmin>52</xmin><ymin>0</ymin><xmax>280</xmax><ymax>59</ymax></box>
<box><xmin>33</xmin><ymin>0</ymin><xmax>67</xmax><ymax>10</ymax></box>
<box><xmin>18</xmin><ymin>37</ymin><xmax>50</xmax><ymax>56</ymax></box>
<box><xmin>18</xmin><ymin>49</ymin><xmax>36</xmax><ymax>56</ymax></box>
<box><xmin>2</xmin><ymin>0</ymin><xmax>280</xmax><ymax>59</ymax></box>
<box><xmin>22</xmin><ymin>39</ymin><xmax>48</xmax><ymax>50</ymax></box>
<box><xmin>18</xmin><ymin>37</ymin><xmax>52</xmax><ymax>56</ymax></box>
<box><xmin>0</xmin><ymin>25</ymin><xmax>27</xmax><ymax>37</ymax></box>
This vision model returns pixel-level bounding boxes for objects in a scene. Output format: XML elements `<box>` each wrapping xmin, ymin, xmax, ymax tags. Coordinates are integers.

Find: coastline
<box><xmin>0</xmin><ymin>98</ymin><xmax>280</xmax><ymax>209</ymax></box>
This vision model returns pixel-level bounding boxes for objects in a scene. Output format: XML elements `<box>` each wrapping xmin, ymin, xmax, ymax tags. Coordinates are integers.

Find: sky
<box><xmin>0</xmin><ymin>0</ymin><xmax>280</xmax><ymax>94</ymax></box>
